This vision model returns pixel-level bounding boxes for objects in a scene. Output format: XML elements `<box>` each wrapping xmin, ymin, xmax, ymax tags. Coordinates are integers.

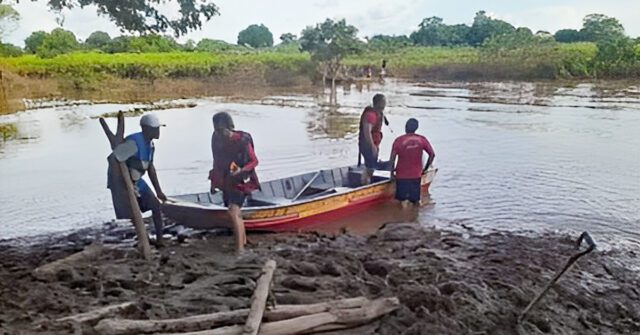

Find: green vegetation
<box><xmin>300</xmin><ymin>18</ymin><xmax>364</xmax><ymax>104</ymax></box>
<box><xmin>0</xmin><ymin>122</ymin><xmax>18</xmax><ymax>140</ymax></box>
<box><xmin>40</xmin><ymin>0</ymin><xmax>219</xmax><ymax>37</ymax></box>
<box><xmin>237</xmin><ymin>24</ymin><xmax>274</xmax><ymax>48</ymax></box>
<box><xmin>0</xmin><ymin>4</ymin><xmax>19</xmax><ymax>39</ymax></box>
<box><xmin>0</xmin><ymin>11</ymin><xmax>638</xmax><ymax>82</ymax></box>
<box><xmin>1</xmin><ymin>51</ymin><xmax>311</xmax><ymax>80</ymax></box>
<box><xmin>344</xmin><ymin>47</ymin><xmax>478</xmax><ymax>69</ymax></box>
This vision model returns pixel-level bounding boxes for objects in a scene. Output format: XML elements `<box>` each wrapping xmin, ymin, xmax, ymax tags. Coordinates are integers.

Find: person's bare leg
<box><xmin>152</xmin><ymin>208</ymin><xmax>164</xmax><ymax>246</ymax></box>
<box><xmin>228</xmin><ymin>204</ymin><xmax>245</xmax><ymax>253</ymax></box>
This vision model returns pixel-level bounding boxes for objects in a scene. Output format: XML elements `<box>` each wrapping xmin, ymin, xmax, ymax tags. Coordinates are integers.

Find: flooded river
<box><xmin>1</xmin><ymin>80</ymin><xmax>639</xmax><ymax>248</ymax></box>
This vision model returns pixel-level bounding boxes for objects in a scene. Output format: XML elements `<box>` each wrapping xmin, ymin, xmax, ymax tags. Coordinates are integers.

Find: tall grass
<box><xmin>0</xmin><ymin>43</ymin><xmax>636</xmax><ymax>81</ymax></box>
<box><xmin>344</xmin><ymin>47</ymin><xmax>479</xmax><ymax>69</ymax></box>
<box><xmin>1</xmin><ymin>52</ymin><xmax>311</xmax><ymax>79</ymax></box>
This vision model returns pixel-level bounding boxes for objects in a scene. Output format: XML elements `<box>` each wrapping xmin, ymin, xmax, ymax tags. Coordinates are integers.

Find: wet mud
<box><xmin>1</xmin><ymin>222</ymin><xmax>638</xmax><ymax>334</ymax></box>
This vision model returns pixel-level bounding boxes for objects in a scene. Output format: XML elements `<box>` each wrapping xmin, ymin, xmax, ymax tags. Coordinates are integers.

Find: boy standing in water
<box><xmin>389</xmin><ymin>118</ymin><xmax>435</xmax><ymax>207</ymax></box>
<box><xmin>209</xmin><ymin>112</ymin><xmax>260</xmax><ymax>253</ymax></box>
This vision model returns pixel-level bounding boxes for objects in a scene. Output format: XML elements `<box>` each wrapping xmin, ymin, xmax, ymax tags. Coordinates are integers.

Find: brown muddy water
<box><xmin>0</xmin><ymin>80</ymin><xmax>638</xmax><ymax>249</ymax></box>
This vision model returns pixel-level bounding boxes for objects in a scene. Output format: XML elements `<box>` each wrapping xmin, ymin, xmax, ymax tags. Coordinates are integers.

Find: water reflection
<box><xmin>306</xmin><ymin>107</ymin><xmax>360</xmax><ymax>139</ymax></box>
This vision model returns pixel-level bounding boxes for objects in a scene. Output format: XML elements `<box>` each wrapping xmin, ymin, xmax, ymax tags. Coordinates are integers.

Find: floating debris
<box><xmin>91</xmin><ymin>102</ymin><xmax>198</xmax><ymax>119</ymax></box>
<box><xmin>0</xmin><ymin>123</ymin><xmax>18</xmax><ymax>140</ymax></box>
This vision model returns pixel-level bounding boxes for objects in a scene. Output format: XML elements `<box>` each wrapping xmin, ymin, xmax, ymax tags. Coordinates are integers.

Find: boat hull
<box><xmin>163</xmin><ymin>169</ymin><xmax>436</xmax><ymax>232</ymax></box>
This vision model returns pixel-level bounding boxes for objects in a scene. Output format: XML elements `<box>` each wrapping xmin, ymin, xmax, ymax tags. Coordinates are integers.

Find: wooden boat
<box><xmin>163</xmin><ymin>165</ymin><xmax>437</xmax><ymax>232</ymax></box>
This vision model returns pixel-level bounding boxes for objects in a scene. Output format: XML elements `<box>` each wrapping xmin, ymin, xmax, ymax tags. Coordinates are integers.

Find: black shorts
<box><xmin>360</xmin><ymin>145</ymin><xmax>391</xmax><ymax>171</ymax></box>
<box><xmin>395</xmin><ymin>178</ymin><xmax>421</xmax><ymax>203</ymax></box>
<box><xmin>223</xmin><ymin>188</ymin><xmax>247</xmax><ymax>207</ymax></box>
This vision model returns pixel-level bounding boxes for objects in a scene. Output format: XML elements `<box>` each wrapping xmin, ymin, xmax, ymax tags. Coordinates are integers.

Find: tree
<box><xmin>183</xmin><ymin>39</ymin><xmax>196</xmax><ymax>51</ymax></box>
<box><xmin>481</xmin><ymin>28</ymin><xmax>560</xmax><ymax>78</ymax></box>
<box><xmin>24</xmin><ymin>31</ymin><xmax>48</xmax><ymax>54</ymax></box>
<box><xmin>554</xmin><ymin>29</ymin><xmax>582</xmax><ymax>43</ymax></box>
<box><xmin>410</xmin><ymin>16</ymin><xmax>447</xmax><ymax>46</ymax></box>
<box><xmin>443</xmin><ymin>24</ymin><xmax>471</xmax><ymax>46</ymax></box>
<box><xmin>237</xmin><ymin>24</ymin><xmax>273</xmax><ymax>48</ymax></box>
<box><xmin>36</xmin><ymin>28</ymin><xmax>80</xmax><ymax>58</ymax></box>
<box><xmin>85</xmin><ymin>31</ymin><xmax>111</xmax><ymax>49</ymax></box>
<box><xmin>279</xmin><ymin>33</ymin><xmax>297</xmax><ymax>44</ymax></box>
<box><xmin>41</xmin><ymin>0</ymin><xmax>219</xmax><ymax>37</ymax></box>
<box><xmin>196</xmin><ymin>38</ymin><xmax>240</xmax><ymax>52</ymax></box>
<box><xmin>593</xmin><ymin>37</ymin><xmax>639</xmax><ymax>77</ymax></box>
<box><xmin>127</xmin><ymin>34</ymin><xmax>181</xmax><ymax>52</ymax></box>
<box><xmin>0</xmin><ymin>42</ymin><xmax>22</xmax><ymax>56</ymax></box>
<box><xmin>368</xmin><ymin>34</ymin><xmax>412</xmax><ymax>51</ymax></box>
<box><xmin>467</xmin><ymin>10</ymin><xmax>515</xmax><ymax>46</ymax></box>
<box><xmin>0</xmin><ymin>4</ymin><xmax>20</xmax><ymax>39</ymax></box>
<box><xmin>580</xmin><ymin>14</ymin><xmax>625</xmax><ymax>42</ymax></box>
<box><xmin>103</xmin><ymin>36</ymin><xmax>131</xmax><ymax>53</ymax></box>
<box><xmin>300</xmin><ymin>18</ymin><xmax>364</xmax><ymax>105</ymax></box>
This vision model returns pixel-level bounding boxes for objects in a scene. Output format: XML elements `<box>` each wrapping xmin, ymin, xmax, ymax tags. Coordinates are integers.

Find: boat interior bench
<box><xmin>245</xmin><ymin>166</ymin><xmax>389</xmax><ymax>207</ymax></box>
<box><xmin>169</xmin><ymin>166</ymin><xmax>391</xmax><ymax>208</ymax></box>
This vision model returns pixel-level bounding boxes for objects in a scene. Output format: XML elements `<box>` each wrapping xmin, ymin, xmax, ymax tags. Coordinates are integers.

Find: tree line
<box><xmin>1</xmin><ymin>10</ymin><xmax>638</xmax><ymax>58</ymax></box>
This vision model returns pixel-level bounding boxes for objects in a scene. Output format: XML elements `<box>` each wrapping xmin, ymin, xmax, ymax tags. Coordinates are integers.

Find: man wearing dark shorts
<box><xmin>210</xmin><ymin>112</ymin><xmax>260</xmax><ymax>253</ymax></box>
<box><xmin>389</xmin><ymin>118</ymin><xmax>435</xmax><ymax>206</ymax></box>
<box><xmin>358</xmin><ymin>93</ymin><xmax>391</xmax><ymax>183</ymax></box>
<box><xmin>108</xmin><ymin>114</ymin><xmax>167</xmax><ymax>244</ymax></box>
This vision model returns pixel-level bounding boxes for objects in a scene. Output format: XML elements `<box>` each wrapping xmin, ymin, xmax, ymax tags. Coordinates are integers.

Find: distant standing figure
<box><xmin>108</xmin><ymin>114</ymin><xmax>167</xmax><ymax>245</ymax></box>
<box><xmin>380</xmin><ymin>59</ymin><xmax>387</xmax><ymax>81</ymax></box>
<box><xmin>389</xmin><ymin>118</ymin><xmax>435</xmax><ymax>206</ymax></box>
<box><xmin>209</xmin><ymin>112</ymin><xmax>260</xmax><ymax>253</ymax></box>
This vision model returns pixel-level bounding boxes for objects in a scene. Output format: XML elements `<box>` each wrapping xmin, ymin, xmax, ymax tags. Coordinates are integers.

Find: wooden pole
<box><xmin>56</xmin><ymin>301</ymin><xmax>137</xmax><ymax>325</ymax></box>
<box><xmin>100</xmin><ymin>112</ymin><xmax>152</xmax><ymax>260</ymax></box>
<box><xmin>243</xmin><ymin>259</ymin><xmax>277</xmax><ymax>335</ymax></box>
<box><xmin>153</xmin><ymin>297</ymin><xmax>400</xmax><ymax>335</ymax></box>
<box><xmin>33</xmin><ymin>244</ymin><xmax>104</xmax><ymax>281</ymax></box>
<box><xmin>94</xmin><ymin>297</ymin><xmax>368</xmax><ymax>335</ymax></box>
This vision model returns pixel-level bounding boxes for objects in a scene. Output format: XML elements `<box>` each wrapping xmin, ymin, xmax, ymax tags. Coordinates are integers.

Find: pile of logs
<box><xmin>55</xmin><ymin>260</ymin><xmax>399</xmax><ymax>335</ymax></box>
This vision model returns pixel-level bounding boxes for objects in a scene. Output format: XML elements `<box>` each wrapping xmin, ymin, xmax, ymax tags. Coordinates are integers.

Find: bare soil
<box><xmin>1</xmin><ymin>222</ymin><xmax>638</xmax><ymax>335</ymax></box>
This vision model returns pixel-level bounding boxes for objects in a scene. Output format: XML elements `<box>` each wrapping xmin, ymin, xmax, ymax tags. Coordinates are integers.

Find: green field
<box><xmin>1</xmin><ymin>43</ymin><xmax>637</xmax><ymax>81</ymax></box>
<box><xmin>1</xmin><ymin>51</ymin><xmax>311</xmax><ymax>79</ymax></box>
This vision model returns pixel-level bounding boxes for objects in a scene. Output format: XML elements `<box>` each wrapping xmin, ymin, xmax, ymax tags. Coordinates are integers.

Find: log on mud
<box><xmin>151</xmin><ymin>297</ymin><xmax>399</xmax><ymax>335</ymax></box>
<box><xmin>56</xmin><ymin>301</ymin><xmax>137</xmax><ymax>325</ymax></box>
<box><xmin>243</xmin><ymin>259</ymin><xmax>277</xmax><ymax>335</ymax></box>
<box><xmin>94</xmin><ymin>297</ymin><xmax>369</xmax><ymax>335</ymax></box>
<box><xmin>32</xmin><ymin>244</ymin><xmax>105</xmax><ymax>281</ymax></box>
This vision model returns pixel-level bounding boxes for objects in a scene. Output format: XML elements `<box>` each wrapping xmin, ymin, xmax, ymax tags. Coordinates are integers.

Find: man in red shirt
<box><xmin>209</xmin><ymin>112</ymin><xmax>260</xmax><ymax>253</ymax></box>
<box><xmin>389</xmin><ymin>118</ymin><xmax>435</xmax><ymax>206</ymax></box>
<box><xmin>358</xmin><ymin>93</ymin><xmax>390</xmax><ymax>183</ymax></box>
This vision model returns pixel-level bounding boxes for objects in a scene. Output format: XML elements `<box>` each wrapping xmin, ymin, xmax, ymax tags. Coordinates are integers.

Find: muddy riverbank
<box><xmin>1</xmin><ymin>222</ymin><xmax>638</xmax><ymax>334</ymax></box>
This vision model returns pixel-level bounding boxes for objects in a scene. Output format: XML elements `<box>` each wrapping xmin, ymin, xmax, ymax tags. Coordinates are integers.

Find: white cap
<box><xmin>140</xmin><ymin>114</ymin><xmax>165</xmax><ymax>128</ymax></box>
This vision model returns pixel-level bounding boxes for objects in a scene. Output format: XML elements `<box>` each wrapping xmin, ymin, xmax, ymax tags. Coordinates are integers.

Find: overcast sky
<box><xmin>4</xmin><ymin>0</ymin><xmax>640</xmax><ymax>46</ymax></box>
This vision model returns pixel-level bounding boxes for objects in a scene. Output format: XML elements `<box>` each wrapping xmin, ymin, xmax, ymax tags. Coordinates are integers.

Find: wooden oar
<box><xmin>100</xmin><ymin>112</ymin><xmax>152</xmax><ymax>260</ymax></box>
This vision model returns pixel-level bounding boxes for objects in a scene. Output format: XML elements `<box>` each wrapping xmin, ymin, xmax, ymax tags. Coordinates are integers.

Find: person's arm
<box><xmin>233</xmin><ymin>142</ymin><xmax>259</xmax><ymax>176</ymax></box>
<box><xmin>148</xmin><ymin>163</ymin><xmax>166</xmax><ymax>201</ymax></box>
<box><xmin>209</xmin><ymin>134</ymin><xmax>217</xmax><ymax>193</ymax></box>
<box><xmin>423</xmin><ymin>138</ymin><xmax>435</xmax><ymax>172</ymax></box>
<box><xmin>389</xmin><ymin>149</ymin><xmax>397</xmax><ymax>180</ymax></box>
